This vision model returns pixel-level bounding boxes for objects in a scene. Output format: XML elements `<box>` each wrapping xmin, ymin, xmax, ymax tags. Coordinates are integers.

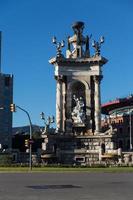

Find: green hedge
<box><xmin>0</xmin><ymin>154</ymin><xmax>13</xmax><ymax>166</ymax></box>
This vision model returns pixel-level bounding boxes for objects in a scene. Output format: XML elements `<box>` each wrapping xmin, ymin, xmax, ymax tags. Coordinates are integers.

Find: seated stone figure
<box><xmin>72</xmin><ymin>95</ymin><xmax>86</xmax><ymax>124</ymax></box>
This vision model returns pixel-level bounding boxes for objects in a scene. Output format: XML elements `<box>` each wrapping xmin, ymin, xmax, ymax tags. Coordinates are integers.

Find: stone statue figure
<box><xmin>71</xmin><ymin>95</ymin><xmax>86</xmax><ymax>124</ymax></box>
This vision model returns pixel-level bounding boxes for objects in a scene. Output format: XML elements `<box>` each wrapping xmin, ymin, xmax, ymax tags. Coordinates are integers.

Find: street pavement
<box><xmin>0</xmin><ymin>172</ymin><xmax>133</xmax><ymax>200</ymax></box>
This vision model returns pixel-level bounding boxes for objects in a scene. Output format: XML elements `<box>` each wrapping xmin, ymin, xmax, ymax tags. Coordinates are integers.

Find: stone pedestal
<box><xmin>124</xmin><ymin>154</ymin><xmax>130</xmax><ymax>165</ymax></box>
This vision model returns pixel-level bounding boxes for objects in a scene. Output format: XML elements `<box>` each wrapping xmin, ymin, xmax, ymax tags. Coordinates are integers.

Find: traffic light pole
<box><xmin>16</xmin><ymin>106</ymin><xmax>32</xmax><ymax>171</ymax></box>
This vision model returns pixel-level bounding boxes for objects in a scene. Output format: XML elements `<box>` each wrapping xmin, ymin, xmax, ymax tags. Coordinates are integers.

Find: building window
<box><xmin>5</xmin><ymin>77</ymin><xmax>10</xmax><ymax>87</ymax></box>
<box><xmin>118</xmin><ymin>140</ymin><xmax>123</xmax><ymax>149</ymax></box>
<box><xmin>127</xmin><ymin>140</ymin><xmax>130</xmax><ymax>150</ymax></box>
<box><xmin>75</xmin><ymin>157</ymin><xmax>84</xmax><ymax>163</ymax></box>
<box><xmin>119</xmin><ymin>127</ymin><xmax>123</xmax><ymax>134</ymax></box>
<box><xmin>77</xmin><ymin>140</ymin><xmax>81</xmax><ymax>149</ymax></box>
<box><xmin>101</xmin><ymin>143</ymin><xmax>105</xmax><ymax>153</ymax></box>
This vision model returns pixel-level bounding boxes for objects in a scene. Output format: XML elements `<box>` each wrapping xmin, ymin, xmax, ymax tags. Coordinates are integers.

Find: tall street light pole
<box><xmin>10</xmin><ymin>104</ymin><xmax>33</xmax><ymax>170</ymax></box>
<box><xmin>17</xmin><ymin>106</ymin><xmax>32</xmax><ymax>170</ymax></box>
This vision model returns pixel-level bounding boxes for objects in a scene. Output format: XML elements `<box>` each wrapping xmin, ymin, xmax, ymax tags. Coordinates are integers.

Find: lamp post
<box><xmin>10</xmin><ymin>104</ymin><xmax>33</xmax><ymax>170</ymax></box>
<box><xmin>16</xmin><ymin>106</ymin><xmax>33</xmax><ymax>170</ymax></box>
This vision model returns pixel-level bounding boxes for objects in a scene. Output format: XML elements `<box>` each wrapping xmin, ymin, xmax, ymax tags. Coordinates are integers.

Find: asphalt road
<box><xmin>0</xmin><ymin>172</ymin><xmax>133</xmax><ymax>200</ymax></box>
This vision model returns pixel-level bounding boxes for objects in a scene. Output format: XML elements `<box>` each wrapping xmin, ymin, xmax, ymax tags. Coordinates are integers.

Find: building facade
<box><xmin>0</xmin><ymin>73</ymin><xmax>13</xmax><ymax>149</ymax></box>
<box><xmin>101</xmin><ymin>95</ymin><xmax>133</xmax><ymax>151</ymax></box>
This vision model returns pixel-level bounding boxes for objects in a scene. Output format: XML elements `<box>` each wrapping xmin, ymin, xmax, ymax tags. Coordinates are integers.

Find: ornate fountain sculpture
<box><xmin>71</xmin><ymin>95</ymin><xmax>86</xmax><ymax>125</ymax></box>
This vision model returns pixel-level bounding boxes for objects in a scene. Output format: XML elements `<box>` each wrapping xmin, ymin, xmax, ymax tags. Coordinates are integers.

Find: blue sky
<box><xmin>0</xmin><ymin>0</ymin><xmax>133</xmax><ymax>127</ymax></box>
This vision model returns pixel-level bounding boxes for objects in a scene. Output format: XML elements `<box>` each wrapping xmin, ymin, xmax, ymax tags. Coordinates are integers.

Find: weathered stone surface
<box><xmin>44</xmin><ymin>22</ymin><xmax>121</xmax><ymax>165</ymax></box>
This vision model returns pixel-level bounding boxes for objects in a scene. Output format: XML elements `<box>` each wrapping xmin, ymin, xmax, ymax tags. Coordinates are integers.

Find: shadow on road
<box><xmin>26</xmin><ymin>185</ymin><xmax>82</xmax><ymax>190</ymax></box>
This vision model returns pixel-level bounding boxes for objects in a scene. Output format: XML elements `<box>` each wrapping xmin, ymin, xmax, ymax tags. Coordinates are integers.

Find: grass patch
<box><xmin>0</xmin><ymin>166</ymin><xmax>133</xmax><ymax>173</ymax></box>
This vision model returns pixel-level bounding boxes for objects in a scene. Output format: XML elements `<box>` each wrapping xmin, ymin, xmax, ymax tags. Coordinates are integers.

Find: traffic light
<box><xmin>25</xmin><ymin>139</ymin><xmax>29</xmax><ymax>147</ymax></box>
<box><xmin>10</xmin><ymin>104</ymin><xmax>16</xmax><ymax>112</ymax></box>
<box><xmin>29</xmin><ymin>139</ymin><xmax>34</xmax><ymax>145</ymax></box>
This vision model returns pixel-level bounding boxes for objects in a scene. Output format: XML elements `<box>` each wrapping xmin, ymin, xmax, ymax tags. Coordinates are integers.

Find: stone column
<box><xmin>94</xmin><ymin>75</ymin><xmax>102</xmax><ymax>133</ymax></box>
<box><xmin>62</xmin><ymin>77</ymin><xmax>66</xmax><ymax>132</ymax></box>
<box><xmin>55</xmin><ymin>75</ymin><xmax>63</xmax><ymax>132</ymax></box>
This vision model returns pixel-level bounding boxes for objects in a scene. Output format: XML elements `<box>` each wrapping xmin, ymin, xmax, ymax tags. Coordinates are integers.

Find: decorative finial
<box><xmin>72</xmin><ymin>21</ymin><xmax>84</xmax><ymax>34</ymax></box>
<box><xmin>40</xmin><ymin>112</ymin><xmax>55</xmax><ymax>134</ymax></box>
<box><xmin>92</xmin><ymin>36</ymin><xmax>104</xmax><ymax>56</ymax></box>
<box><xmin>52</xmin><ymin>36</ymin><xmax>65</xmax><ymax>57</ymax></box>
<box><xmin>72</xmin><ymin>21</ymin><xmax>84</xmax><ymax>46</ymax></box>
